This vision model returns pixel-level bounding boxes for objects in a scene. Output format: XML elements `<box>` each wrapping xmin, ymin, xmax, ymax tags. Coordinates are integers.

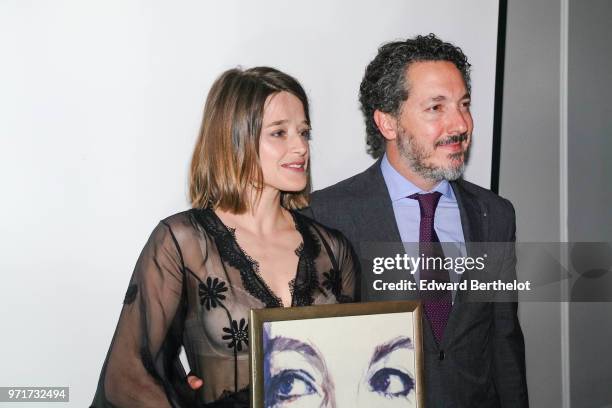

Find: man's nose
<box><xmin>446</xmin><ymin>108</ymin><xmax>470</xmax><ymax>135</ymax></box>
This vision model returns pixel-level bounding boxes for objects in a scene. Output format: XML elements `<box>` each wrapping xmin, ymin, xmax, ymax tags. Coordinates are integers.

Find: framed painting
<box><xmin>249</xmin><ymin>301</ymin><xmax>424</xmax><ymax>407</ymax></box>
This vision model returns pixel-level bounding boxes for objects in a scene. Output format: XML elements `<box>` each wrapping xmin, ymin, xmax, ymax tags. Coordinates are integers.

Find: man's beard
<box><xmin>396</xmin><ymin>127</ymin><xmax>468</xmax><ymax>182</ymax></box>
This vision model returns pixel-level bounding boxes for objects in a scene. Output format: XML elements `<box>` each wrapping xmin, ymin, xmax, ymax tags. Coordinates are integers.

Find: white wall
<box><xmin>0</xmin><ymin>1</ymin><xmax>499</xmax><ymax>406</ymax></box>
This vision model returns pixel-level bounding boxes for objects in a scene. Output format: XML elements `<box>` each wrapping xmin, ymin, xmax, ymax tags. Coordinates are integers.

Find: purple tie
<box><xmin>409</xmin><ymin>192</ymin><xmax>452</xmax><ymax>343</ymax></box>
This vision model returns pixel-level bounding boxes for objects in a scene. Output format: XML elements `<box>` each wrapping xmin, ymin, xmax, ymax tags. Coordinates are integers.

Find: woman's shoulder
<box><xmin>159</xmin><ymin>209</ymin><xmax>194</xmax><ymax>231</ymax></box>
<box><xmin>156</xmin><ymin>209</ymin><xmax>216</xmax><ymax>245</ymax></box>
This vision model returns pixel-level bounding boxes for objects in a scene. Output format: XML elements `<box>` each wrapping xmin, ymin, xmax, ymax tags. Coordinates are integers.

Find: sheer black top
<box><xmin>91</xmin><ymin>208</ymin><xmax>359</xmax><ymax>407</ymax></box>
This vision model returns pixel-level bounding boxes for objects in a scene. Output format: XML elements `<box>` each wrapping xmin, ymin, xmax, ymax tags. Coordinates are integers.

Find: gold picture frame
<box><xmin>249</xmin><ymin>300</ymin><xmax>424</xmax><ymax>407</ymax></box>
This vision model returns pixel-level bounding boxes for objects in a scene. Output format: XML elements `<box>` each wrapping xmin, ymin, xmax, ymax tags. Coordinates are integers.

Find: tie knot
<box><xmin>408</xmin><ymin>192</ymin><xmax>442</xmax><ymax>218</ymax></box>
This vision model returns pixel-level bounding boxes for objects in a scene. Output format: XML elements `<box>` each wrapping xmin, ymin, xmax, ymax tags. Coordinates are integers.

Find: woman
<box><xmin>91</xmin><ymin>67</ymin><xmax>359</xmax><ymax>408</ymax></box>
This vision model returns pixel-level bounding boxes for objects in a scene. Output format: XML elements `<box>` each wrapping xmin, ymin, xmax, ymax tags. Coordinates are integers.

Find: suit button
<box><xmin>439</xmin><ymin>350</ymin><xmax>445</xmax><ymax>361</ymax></box>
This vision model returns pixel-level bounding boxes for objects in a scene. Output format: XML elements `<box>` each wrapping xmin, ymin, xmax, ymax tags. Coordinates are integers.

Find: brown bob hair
<box><xmin>189</xmin><ymin>66</ymin><xmax>311</xmax><ymax>213</ymax></box>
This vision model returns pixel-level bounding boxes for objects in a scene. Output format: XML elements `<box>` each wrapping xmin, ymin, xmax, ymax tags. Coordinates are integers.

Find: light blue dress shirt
<box><xmin>380</xmin><ymin>154</ymin><xmax>467</xmax><ymax>298</ymax></box>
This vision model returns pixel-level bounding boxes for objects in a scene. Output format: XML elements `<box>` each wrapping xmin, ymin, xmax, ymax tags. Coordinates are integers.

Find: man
<box><xmin>307</xmin><ymin>34</ymin><xmax>528</xmax><ymax>407</ymax></box>
<box><xmin>190</xmin><ymin>33</ymin><xmax>528</xmax><ymax>406</ymax></box>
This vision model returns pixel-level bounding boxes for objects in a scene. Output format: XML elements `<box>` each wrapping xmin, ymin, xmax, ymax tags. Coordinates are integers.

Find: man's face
<box><xmin>395</xmin><ymin>60</ymin><xmax>473</xmax><ymax>182</ymax></box>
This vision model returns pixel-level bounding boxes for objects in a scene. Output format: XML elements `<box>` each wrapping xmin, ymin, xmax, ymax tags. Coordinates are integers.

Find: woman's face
<box><xmin>258</xmin><ymin>91</ymin><xmax>310</xmax><ymax>193</ymax></box>
<box><xmin>263</xmin><ymin>313</ymin><xmax>417</xmax><ymax>407</ymax></box>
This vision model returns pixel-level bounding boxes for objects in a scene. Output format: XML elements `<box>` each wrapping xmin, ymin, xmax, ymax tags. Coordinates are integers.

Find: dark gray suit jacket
<box><xmin>304</xmin><ymin>160</ymin><xmax>528</xmax><ymax>408</ymax></box>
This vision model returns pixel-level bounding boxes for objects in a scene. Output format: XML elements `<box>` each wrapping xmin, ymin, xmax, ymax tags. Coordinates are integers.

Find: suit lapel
<box><xmin>351</xmin><ymin>161</ymin><xmax>420</xmax><ymax>301</ymax></box>
<box><xmin>353</xmin><ymin>159</ymin><xmax>403</xmax><ymax>245</ymax></box>
<box><xmin>350</xmin><ymin>164</ymin><xmax>490</xmax><ymax>348</ymax></box>
<box><xmin>353</xmin><ymin>164</ymin><xmax>488</xmax><ymax>247</ymax></box>
<box><xmin>440</xmin><ymin>180</ymin><xmax>489</xmax><ymax>349</ymax></box>
<box><xmin>451</xmin><ymin>180</ymin><xmax>486</xmax><ymax>244</ymax></box>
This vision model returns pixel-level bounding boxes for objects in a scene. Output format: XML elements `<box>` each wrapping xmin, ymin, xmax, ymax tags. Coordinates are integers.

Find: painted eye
<box><xmin>266</xmin><ymin>370</ymin><xmax>317</xmax><ymax>405</ymax></box>
<box><xmin>300</xmin><ymin>129</ymin><xmax>312</xmax><ymax>140</ymax></box>
<box><xmin>369</xmin><ymin>367</ymin><xmax>414</xmax><ymax>397</ymax></box>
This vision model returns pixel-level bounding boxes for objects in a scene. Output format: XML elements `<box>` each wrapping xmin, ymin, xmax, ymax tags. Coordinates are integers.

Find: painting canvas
<box><xmin>250</xmin><ymin>301</ymin><xmax>424</xmax><ymax>407</ymax></box>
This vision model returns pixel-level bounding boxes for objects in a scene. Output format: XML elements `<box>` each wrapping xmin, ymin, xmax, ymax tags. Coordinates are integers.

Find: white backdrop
<box><xmin>0</xmin><ymin>1</ymin><xmax>499</xmax><ymax>406</ymax></box>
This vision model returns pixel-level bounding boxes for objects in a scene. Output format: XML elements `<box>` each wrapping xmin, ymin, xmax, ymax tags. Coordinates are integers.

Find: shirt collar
<box><xmin>380</xmin><ymin>153</ymin><xmax>455</xmax><ymax>202</ymax></box>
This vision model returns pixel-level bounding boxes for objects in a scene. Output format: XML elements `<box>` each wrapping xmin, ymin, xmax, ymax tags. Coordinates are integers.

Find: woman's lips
<box><xmin>281</xmin><ymin>162</ymin><xmax>306</xmax><ymax>172</ymax></box>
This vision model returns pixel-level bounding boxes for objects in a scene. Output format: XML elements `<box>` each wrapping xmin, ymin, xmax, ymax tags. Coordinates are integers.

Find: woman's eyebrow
<box><xmin>265</xmin><ymin>119</ymin><xmax>289</xmax><ymax>127</ymax></box>
<box><xmin>369</xmin><ymin>336</ymin><xmax>413</xmax><ymax>365</ymax></box>
<box><xmin>267</xmin><ymin>336</ymin><xmax>326</xmax><ymax>371</ymax></box>
<box><xmin>264</xmin><ymin>119</ymin><xmax>309</xmax><ymax>128</ymax></box>
<box><xmin>266</xmin><ymin>335</ymin><xmax>335</xmax><ymax>406</ymax></box>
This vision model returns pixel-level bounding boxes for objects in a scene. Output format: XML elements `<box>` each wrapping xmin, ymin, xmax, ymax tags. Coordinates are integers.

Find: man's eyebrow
<box><xmin>426</xmin><ymin>93</ymin><xmax>471</xmax><ymax>103</ymax></box>
<box><xmin>369</xmin><ymin>336</ymin><xmax>413</xmax><ymax>365</ymax></box>
<box><xmin>429</xmin><ymin>95</ymin><xmax>447</xmax><ymax>102</ymax></box>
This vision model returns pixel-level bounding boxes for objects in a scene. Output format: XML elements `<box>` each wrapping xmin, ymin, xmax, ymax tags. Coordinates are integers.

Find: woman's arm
<box><xmin>91</xmin><ymin>221</ymin><xmax>193</xmax><ymax>408</ymax></box>
<box><xmin>335</xmin><ymin>232</ymin><xmax>361</xmax><ymax>303</ymax></box>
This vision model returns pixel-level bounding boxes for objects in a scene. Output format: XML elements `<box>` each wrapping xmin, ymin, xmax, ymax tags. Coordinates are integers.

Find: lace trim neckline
<box><xmin>224</xmin><ymin>224</ymin><xmax>303</xmax><ymax>307</ymax></box>
<box><xmin>193</xmin><ymin>208</ymin><xmax>318</xmax><ymax>308</ymax></box>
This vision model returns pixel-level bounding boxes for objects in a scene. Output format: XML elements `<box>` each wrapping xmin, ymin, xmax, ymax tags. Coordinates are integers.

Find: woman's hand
<box><xmin>187</xmin><ymin>372</ymin><xmax>203</xmax><ymax>390</ymax></box>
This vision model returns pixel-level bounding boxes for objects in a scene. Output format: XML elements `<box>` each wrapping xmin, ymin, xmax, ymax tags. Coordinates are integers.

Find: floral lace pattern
<box><xmin>92</xmin><ymin>209</ymin><xmax>357</xmax><ymax>408</ymax></box>
<box><xmin>193</xmin><ymin>208</ymin><xmax>322</xmax><ymax>308</ymax></box>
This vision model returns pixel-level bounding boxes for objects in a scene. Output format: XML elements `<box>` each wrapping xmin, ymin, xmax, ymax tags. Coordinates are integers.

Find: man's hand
<box><xmin>187</xmin><ymin>372</ymin><xmax>203</xmax><ymax>390</ymax></box>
